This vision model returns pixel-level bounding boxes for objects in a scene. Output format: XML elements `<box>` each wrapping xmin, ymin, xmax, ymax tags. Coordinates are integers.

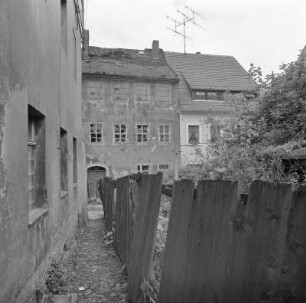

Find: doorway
<box><xmin>87</xmin><ymin>166</ymin><xmax>106</xmax><ymax>201</ymax></box>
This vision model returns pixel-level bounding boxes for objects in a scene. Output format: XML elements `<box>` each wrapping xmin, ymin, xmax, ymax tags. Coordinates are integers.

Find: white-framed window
<box><xmin>90</xmin><ymin>123</ymin><xmax>103</xmax><ymax>143</ymax></box>
<box><xmin>114</xmin><ymin>124</ymin><xmax>127</xmax><ymax>143</ymax></box>
<box><xmin>136</xmin><ymin>124</ymin><xmax>148</xmax><ymax>143</ymax></box>
<box><xmin>157</xmin><ymin>84</ymin><xmax>171</xmax><ymax>103</ymax></box>
<box><xmin>158</xmin><ymin>124</ymin><xmax>171</xmax><ymax>144</ymax></box>
<box><xmin>112</xmin><ymin>81</ymin><xmax>129</xmax><ymax>102</ymax></box>
<box><xmin>188</xmin><ymin>125</ymin><xmax>200</xmax><ymax>145</ymax></box>
<box><xmin>158</xmin><ymin>164</ymin><xmax>169</xmax><ymax>171</ymax></box>
<box><xmin>137</xmin><ymin>164</ymin><xmax>150</xmax><ymax>174</ymax></box>
<box><xmin>135</xmin><ymin>83</ymin><xmax>150</xmax><ymax>102</ymax></box>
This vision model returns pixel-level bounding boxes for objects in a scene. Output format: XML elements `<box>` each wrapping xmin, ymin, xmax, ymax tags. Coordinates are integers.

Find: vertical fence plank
<box><xmin>158</xmin><ymin>179</ymin><xmax>195</xmax><ymax>302</ymax></box>
<box><xmin>115</xmin><ymin>176</ymin><xmax>131</xmax><ymax>263</ymax></box>
<box><xmin>103</xmin><ymin>178</ymin><xmax>114</xmax><ymax>232</ymax></box>
<box><xmin>242</xmin><ymin>181</ymin><xmax>292</xmax><ymax>302</ymax></box>
<box><xmin>281</xmin><ymin>188</ymin><xmax>306</xmax><ymax>301</ymax></box>
<box><xmin>182</xmin><ymin>180</ymin><xmax>238</xmax><ymax>303</ymax></box>
<box><xmin>128</xmin><ymin>173</ymin><xmax>163</xmax><ymax>303</ymax></box>
<box><xmin>159</xmin><ymin>180</ymin><xmax>238</xmax><ymax>303</ymax></box>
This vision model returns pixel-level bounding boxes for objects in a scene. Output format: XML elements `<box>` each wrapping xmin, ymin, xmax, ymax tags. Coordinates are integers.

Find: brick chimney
<box><xmin>82</xmin><ymin>29</ymin><xmax>89</xmax><ymax>59</ymax></box>
<box><xmin>152</xmin><ymin>40</ymin><xmax>159</xmax><ymax>59</ymax></box>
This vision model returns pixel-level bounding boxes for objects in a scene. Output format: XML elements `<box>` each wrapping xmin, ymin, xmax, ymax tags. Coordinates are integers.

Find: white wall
<box><xmin>180</xmin><ymin>113</ymin><xmax>211</xmax><ymax>166</ymax></box>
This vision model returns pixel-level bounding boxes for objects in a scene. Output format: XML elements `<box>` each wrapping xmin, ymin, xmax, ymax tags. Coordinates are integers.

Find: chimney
<box><xmin>82</xmin><ymin>29</ymin><xmax>89</xmax><ymax>59</ymax></box>
<box><xmin>152</xmin><ymin>40</ymin><xmax>159</xmax><ymax>59</ymax></box>
<box><xmin>196</xmin><ymin>52</ymin><xmax>201</xmax><ymax>54</ymax></box>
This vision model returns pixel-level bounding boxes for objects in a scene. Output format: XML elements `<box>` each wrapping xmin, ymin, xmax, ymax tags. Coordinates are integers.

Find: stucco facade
<box><xmin>0</xmin><ymin>1</ymin><xmax>87</xmax><ymax>302</ymax></box>
<box><xmin>82</xmin><ymin>39</ymin><xmax>180</xmax><ymax>180</ymax></box>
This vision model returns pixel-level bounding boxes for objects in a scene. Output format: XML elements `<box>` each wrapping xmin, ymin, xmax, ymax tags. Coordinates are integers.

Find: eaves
<box><xmin>82</xmin><ymin>73</ymin><xmax>179</xmax><ymax>83</ymax></box>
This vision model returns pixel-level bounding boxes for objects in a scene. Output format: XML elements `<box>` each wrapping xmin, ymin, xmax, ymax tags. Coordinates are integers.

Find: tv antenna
<box><xmin>167</xmin><ymin>5</ymin><xmax>205</xmax><ymax>53</ymax></box>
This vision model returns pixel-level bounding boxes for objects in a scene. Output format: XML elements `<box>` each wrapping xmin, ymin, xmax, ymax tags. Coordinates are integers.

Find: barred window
<box><xmin>158</xmin><ymin>125</ymin><xmax>171</xmax><ymax>143</ymax></box>
<box><xmin>90</xmin><ymin>123</ymin><xmax>103</xmax><ymax>143</ymax></box>
<box><xmin>114</xmin><ymin>124</ymin><xmax>127</xmax><ymax>143</ymax></box>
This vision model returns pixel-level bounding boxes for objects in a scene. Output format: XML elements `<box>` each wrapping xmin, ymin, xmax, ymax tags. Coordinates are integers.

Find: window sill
<box><xmin>61</xmin><ymin>190</ymin><xmax>69</xmax><ymax>198</ymax></box>
<box><xmin>28</xmin><ymin>208</ymin><xmax>48</xmax><ymax>227</ymax></box>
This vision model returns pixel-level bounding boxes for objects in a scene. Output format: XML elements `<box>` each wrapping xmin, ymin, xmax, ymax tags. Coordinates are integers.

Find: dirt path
<box><xmin>62</xmin><ymin>203</ymin><xmax>128</xmax><ymax>303</ymax></box>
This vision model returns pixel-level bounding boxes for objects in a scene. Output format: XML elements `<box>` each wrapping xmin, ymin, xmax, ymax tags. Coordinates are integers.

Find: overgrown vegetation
<box><xmin>45</xmin><ymin>260</ymin><xmax>67</xmax><ymax>295</ymax></box>
<box><xmin>180</xmin><ymin>48</ymin><xmax>306</xmax><ymax>191</ymax></box>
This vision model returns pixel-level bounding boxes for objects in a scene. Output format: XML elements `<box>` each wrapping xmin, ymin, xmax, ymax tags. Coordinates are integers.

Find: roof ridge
<box><xmin>165</xmin><ymin>51</ymin><xmax>234</xmax><ymax>58</ymax></box>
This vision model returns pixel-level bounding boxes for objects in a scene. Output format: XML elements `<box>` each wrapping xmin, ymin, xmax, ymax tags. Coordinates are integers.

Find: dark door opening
<box><xmin>87</xmin><ymin>166</ymin><xmax>106</xmax><ymax>201</ymax></box>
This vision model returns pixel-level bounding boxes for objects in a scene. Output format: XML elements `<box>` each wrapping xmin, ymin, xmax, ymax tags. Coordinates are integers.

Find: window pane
<box><xmin>91</xmin><ymin>134</ymin><xmax>96</xmax><ymax>142</ymax></box>
<box><xmin>206</xmin><ymin>92</ymin><xmax>218</xmax><ymax>100</ymax></box>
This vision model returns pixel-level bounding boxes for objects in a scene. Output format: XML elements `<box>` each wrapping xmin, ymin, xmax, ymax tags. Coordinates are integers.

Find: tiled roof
<box><xmin>82</xmin><ymin>46</ymin><xmax>178</xmax><ymax>81</ymax></box>
<box><xmin>165</xmin><ymin>52</ymin><xmax>257</xmax><ymax>91</ymax></box>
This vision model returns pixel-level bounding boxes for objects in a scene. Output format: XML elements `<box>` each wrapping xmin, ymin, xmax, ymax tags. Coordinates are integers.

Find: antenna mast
<box><xmin>167</xmin><ymin>5</ymin><xmax>204</xmax><ymax>53</ymax></box>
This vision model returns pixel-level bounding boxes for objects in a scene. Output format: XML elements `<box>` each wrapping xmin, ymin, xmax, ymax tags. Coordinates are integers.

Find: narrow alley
<box><xmin>59</xmin><ymin>202</ymin><xmax>128</xmax><ymax>303</ymax></box>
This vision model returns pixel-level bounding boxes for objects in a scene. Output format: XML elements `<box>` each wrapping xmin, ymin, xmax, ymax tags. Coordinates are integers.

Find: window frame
<box><xmin>193</xmin><ymin>90</ymin><xmax>223</xmax><ymax>101</ymax></box>
<box><xmin>136</xmin><ymin>164</ymin><xmax>150</xmax><ymax>174</ymax></box>
<box><xmin>114</xmin><ymin>124</ymin><xmax>128</xmax><ymax>143</ymax></box>
<box><xmin>89</xmin><ymin>122</ymin><xmax>103</xmax><ymax>144</ymax></box>
<box><xmin>135</xmin><ymin>124</ymin><xmax>149</xmax><ymax>144</ymax></box>
<box><xmin>158</xmin><ymin>124</ymin><xmax>171</xmax><ymax>144</ymax></box>
<box><xmin>187</xmin><ymin>124</ymin><xmax>200</xmax><ymax>145</ymax></box>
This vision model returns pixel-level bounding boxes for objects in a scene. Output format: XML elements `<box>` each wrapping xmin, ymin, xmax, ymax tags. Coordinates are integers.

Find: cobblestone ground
<box><xmin>62</xmin><ymin>203</ymin><xmax>128</xmax><ymax>303</ymax></box>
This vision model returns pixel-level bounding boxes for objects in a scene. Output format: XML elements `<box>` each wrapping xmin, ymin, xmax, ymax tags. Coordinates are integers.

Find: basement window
<box><xmin>158</xmin><ymin>164</ymin><xmax>169</xmax><ymax>171</ymax></box>
<box><xmin>28</xmin><ymin>105</ymin><xmax>46</xmax><ymax>214</ymax></box>
<box><xmin>137</xmin><ymin>164</ymin><xmax>150</xmax><ymax>174</ymax></box>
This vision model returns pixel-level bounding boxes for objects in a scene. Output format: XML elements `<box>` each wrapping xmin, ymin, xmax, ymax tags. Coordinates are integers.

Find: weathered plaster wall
<box><xmin>0</xmin><ymin>1</ymin><xmax>86</xmax><ymax>302</ymax></box>
<box><xmin>82</xmin><ymin>77</ymin><xmax>180</xmax><ymax>179</ymax></box>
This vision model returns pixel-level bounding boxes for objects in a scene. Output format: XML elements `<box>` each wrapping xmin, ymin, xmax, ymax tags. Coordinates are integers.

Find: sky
<box><xmin>85</xmin><ymin>0</ymin><xmax>306</xmax><ymax>77</ymax></box>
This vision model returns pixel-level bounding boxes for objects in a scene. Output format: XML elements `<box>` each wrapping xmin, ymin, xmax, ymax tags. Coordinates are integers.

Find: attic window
<box><xmin>194</xmin><ymin>91</ymin><xmax>223</xmax><ymax>101</ymax></box>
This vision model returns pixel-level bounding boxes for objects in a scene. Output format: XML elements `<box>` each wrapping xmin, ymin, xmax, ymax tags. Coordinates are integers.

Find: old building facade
<box><xmin>165</xmin><ymin>52</ymin><xmax>257</xmax><ymax>166</ymax></box>
<box><xmin>0</xmin><ymin>1</ymin><xmax>87</xmax><ymax>301</ymax></box>
<box><xmin>82</xmin><ymin>35</ymin><xmax>180</xmax><ymax>194</ymax></box>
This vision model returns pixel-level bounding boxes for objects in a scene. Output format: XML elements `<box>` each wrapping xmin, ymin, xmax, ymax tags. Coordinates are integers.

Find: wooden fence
<box><xmin>99</xmin><ymin>175</ymin><xmax>306</xmax><ymax>303</ymax></box>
